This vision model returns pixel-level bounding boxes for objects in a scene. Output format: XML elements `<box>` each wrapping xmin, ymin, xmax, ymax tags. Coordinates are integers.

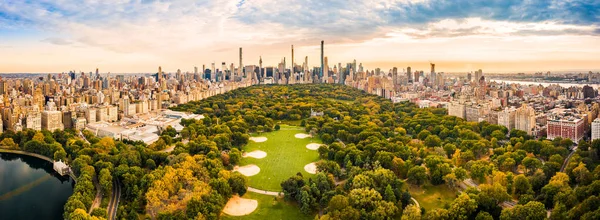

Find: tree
<box><xmin>424</xmin><ymin>135</ymin><xmax>442</xmax><ymax>148</ymax></box>
<box><xmin>229</xmin><ymin>172</ymin><xmax>248</xmax><ymax>196</ymax></box>
<box><xmin>572</xmin><ymin>162</ymin><xmax>591</xmax><ymax>185</ymax></box>
<box><xmin>500</xmin><ymin>201</ymin><xmax>546</xmax><ymax>220</ymax></box>
<box><xmin>401</xmin><ymin>204</ymin><xmax>421</xmax><ymax>220</ymax></box>
<box><xmin>513</xmin><ymin>174</ymin><xmax>532</xmax><ymax>197</ymax></box>
<box><xmin>449</xmin><ymin>194</ymin><xmax>478</xmax><ymax>220</ymax></box>
<box><xmin>522</xmin><ymin>157</ymin><xmax>542</xmax><ymax>175</ymax></box>
<box><xmin>274</xmin><ymin>124</ymin><xmax>281</xmax><ymax>131</ymax></box>
<box><xmin>407</xmin><ymin>166</ymin><xmax>427</xmax><ymax>185</ymax></box>
<box><xmin>0</xmin><ymin>138</ymin><xmax>18</xmax><ymax>149</ymax></box>
<box><xmin>99</xmin><ymin>168</ymin><xmax>113</xmax><ymax>196</ymax></box>
<box><xmin>54</xmin><ymin>149</ymin><xmax>67</xmax><ymax>161</ymax></box>
<box><xmin>475</xmin><ymin>211</ymin><xmax>494</xmax><ymax>220</ymax></box>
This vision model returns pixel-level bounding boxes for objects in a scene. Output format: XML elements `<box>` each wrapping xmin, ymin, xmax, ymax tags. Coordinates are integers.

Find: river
<box><xmin>0</xmin><ymin>153</ymin><xmax>74</xmax><ymax>220</ymax></box>
<box><xmin>489</xmin><ymin>79</ymin><xmax>600</xmax><ymax>89</ymax></box>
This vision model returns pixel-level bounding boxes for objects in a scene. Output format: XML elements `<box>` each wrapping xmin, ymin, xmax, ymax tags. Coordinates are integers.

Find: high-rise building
<box><xmin>320</xmin><ymin>40</ymin><xmax>324</xmax><ymax>80</ymax></box>
<box><xmin>430</xmin><ymin>63</ymin><xmax>436</xmax><ymax>85</ymax></box>
<box><xmin>497</xmin><ymin>107</ymin><xmax>516</xmax><ymax>130</ymax></box>
<box><xmin>592</xmin><ymin>118</ymin><xmax>600</xmax><ymax>141</ymax></box>
<box><xmin>515</xmin><ymin>104</ymin><xmax>536</xmax><ymax>135</ymax></box>
<box><xmin>406</xmin><ymin>67</ymin><xmax>412</xmax><ymax>83</ymax></box>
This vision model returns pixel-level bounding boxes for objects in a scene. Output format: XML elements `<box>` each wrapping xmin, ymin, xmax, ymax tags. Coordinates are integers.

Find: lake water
<box><xmin>0</xmin><ymin>153</ymin><xmax>74</xmax><ymax>220</ymax></box>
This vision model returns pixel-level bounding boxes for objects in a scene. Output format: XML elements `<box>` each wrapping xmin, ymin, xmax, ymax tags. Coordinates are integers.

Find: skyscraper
<box><xmin>320</xmin><ymin>40</ymin><xmax>324</xmax><ymax>80</ymax></box>
<box><xmin>291</xmin><ymin>45</ymin><xmax>294</xmax><ymax>73</ymax></box>
<box><xmin>407</xmin><ymin>66</ymin><xmax>412</xmax><ymax>83</ymax></box>
<box><xmin>430</xmin><ymin>63</ymin><xmax>436</xmax><ymax>85</ymax></box>
<box><xmin>239</xmin><ymin>47</ymin><xmax>243</xmax><ymax>77</ymax></box>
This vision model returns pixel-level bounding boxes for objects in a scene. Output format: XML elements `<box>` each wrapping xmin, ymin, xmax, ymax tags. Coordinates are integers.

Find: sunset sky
<box><xmin>1</xmin><ymin>0</ymin><xmax>599</xmax><ymax>73</ymax></box>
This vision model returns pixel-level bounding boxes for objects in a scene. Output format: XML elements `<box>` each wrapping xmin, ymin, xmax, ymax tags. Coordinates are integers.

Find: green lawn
<box><xmin>241</xmin><ymin>124</ymin><xmax>321</xmax><ymax>191</ymax></box>
<box><xmin>408</xmin><ymin>184</ymin><xmax>457</xmax><ymax>211</ymax></box>
<box><xmin>326</xmin><ymin>98</ymin><xmax>354</xmax><ymax>105</ymax></box>
<box><xmin>222</xmin><ymin>192</ymin><xmax>313</xmax><ymax>220</ymax></box>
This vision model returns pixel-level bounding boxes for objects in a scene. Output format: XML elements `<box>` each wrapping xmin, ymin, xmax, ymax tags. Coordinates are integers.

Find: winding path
<box><xmin>247</xmin><ymin>187</ymin><xmax>280</xmax><ymax>196</ymax></box>
<box><xmin>107</xmin><ymin>178</ymin><xmax>121</xmax><ymax>220</ymax></box>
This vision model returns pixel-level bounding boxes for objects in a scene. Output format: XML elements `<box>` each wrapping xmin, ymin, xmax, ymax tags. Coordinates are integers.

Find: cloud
<box><xmin>0</xmin><ymin>0</ymin><xmax>598</xmax><ymax>72</ymax></box>
<box><xmin>41</xmin><ymin>37</ymin><xmax>72</xmax><ymax>45</ymax></box>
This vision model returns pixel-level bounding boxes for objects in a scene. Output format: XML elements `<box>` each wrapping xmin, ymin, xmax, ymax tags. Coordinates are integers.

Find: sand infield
<box><xmin>234</xmin><ymin>165</ymin><xmax>260</xmax><ymax>176</ymax></box>
<box><xmin>243</xmin><ymin>150</ymin><xmax>267</xmax><ymax>159</ymax></box>
<box><xmin>306</xmin><ymin>143</ymin><xmax>323</xmax><ymax>150</ymax></box>
<box><xmin>304</xmin><ymin>162</ymin><xmax>317</xmax><ymax>174</ymax></box>
<box><xmin>295</xmin><ymin>133</ymin><xmax>312</xmax><ymax>139</ymax></box>
<box><xmin>249</xmin><ymin>137</ymin><xmax>267</xmax><ymax>142</ymax></box>
<box><xmin>223</xmin><ymin>196</ymin><xmax>258</xmax><ymax>216</ymax></box>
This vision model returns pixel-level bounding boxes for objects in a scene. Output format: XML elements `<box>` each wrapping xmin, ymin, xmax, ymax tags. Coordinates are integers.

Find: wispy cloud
<box><xmin>0</xmin><ymin>0</ymin><xmax>598</xmax><ymax>72</ymax></box>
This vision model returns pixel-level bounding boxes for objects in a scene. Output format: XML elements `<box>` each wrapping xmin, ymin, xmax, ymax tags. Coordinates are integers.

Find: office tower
<box><xmin>259</xmin><ymin>56</ymin><xmax>263</xmax><ymax>81</ymax></box>
<box><xmin>475</xmin><ymin>69</ymin><xmax>483</xmax><ymax>84</ymax></box>
<box><xmin>211</xmin><ymin>63</ymin><xmax>216</xmax><ymax>81</ymax></box>
<box><xmin>239</xmin><ymin>47</ymin><xmax>243</xmax><ymax>77</ymax></box>
<box><xmin>467</xmin><ymin>73</ymin><xmax>472</xmax><ymax>82</ymax></box>
<box><xmin>158</xmin><ymin>66</ymin><xmax>162</xmax><ymax>82</ymax></box>
<box><xmin>414</xmin><ymin>71</ymin><xmax>420</xmax><ymax>83</ymax></box>
<box><xmin>592</xmin><ymin>118</ymin><xmax>600</xmax><ymax>141</ymax></box>
<box><xmin>194</xmin><ymin>66</ymin><xmax>198</xmax><ymax>75</ymax></box>
<box><xmin>430</xmin><ymin>63</ymin><xmax>436</xmax><ymax>85</ymax></box>
<box><xmin>291</xmin><ymin>45</ymin><xmax>294</xmax><ymax>73</ymax></box>
<box><xmin>320</xmin><ymin>40</ymin><xmax>324</xmax><ymax>80</ymax></box>
<box><xmin>392</xmin><ymin>67</ymin><xmax>398</xmax><ymax>86</ymax></box>
<box><xmin>406</xmin><ymin>66</ymin><xmax>412</xmax><ymax>83</ymax></box>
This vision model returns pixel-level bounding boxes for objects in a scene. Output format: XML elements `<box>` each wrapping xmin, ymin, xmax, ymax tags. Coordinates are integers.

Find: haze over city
<box><xmin>1</xmin><ymin>0</ymin><xmax>599</xmax><ymax>73</ymax></box>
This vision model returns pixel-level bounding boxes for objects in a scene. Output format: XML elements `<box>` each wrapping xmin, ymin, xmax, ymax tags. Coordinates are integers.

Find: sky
<box><xmin>0</xmin><ymin>0</ymin><xmax>599</xmax><ymax>73</ymax></box>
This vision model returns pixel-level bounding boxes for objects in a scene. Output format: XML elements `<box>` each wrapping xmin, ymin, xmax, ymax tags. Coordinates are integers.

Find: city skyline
<box><xmin>1</xmin><ymin>0</ymin><xmax>600</xmax><ymax>73</ymax></box>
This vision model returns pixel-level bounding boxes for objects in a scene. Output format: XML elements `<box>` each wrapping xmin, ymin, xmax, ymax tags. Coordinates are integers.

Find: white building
<box><xmin>497</xmin><ymin>107</ymin><xmax>516</xmax><ymax>130</ymax></box>
<box><xmin>448</xmin><ymin>101</ymin><xmax>466</xmax><ymax>119</ymax></box>
<box><xmin>592</xmin><ymin>118</ymin><xmax>600</xmax><ymax>141</ymax></box>
<box><xmin>515</xmin><ymin>104</ymin><xmax>536</xmax><ymax>135</ymax></box>
<box><xmin>42</xmin><ymin>110</ymin><xmax>64</xmax><ymax>131</ymax></box>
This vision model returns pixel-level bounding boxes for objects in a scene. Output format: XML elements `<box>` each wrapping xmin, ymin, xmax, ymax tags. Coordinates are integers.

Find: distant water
<box><xmin>490</xmin><ymin>79</ymin><xmax>600</xmax><ymax>89</ymax></box>
<box><xmin>0</xmin><ymin>153</ymin><xmax>74</xmax><ymax>220</ymax></box>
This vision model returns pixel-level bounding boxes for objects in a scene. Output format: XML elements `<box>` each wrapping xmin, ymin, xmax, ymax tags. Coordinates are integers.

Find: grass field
<box><xmin>326</xmin><ymin>98</ymin><xmax>354</xmax><ymax>105</ymax></box>
<box><xmin>408</xmin><ymin>184</ymin><xmax>457</xmax><ymax>211</ymax></box>
<box><xmin>241</xmin><ymin>124</ymin><xmax>321</xmax><ymax>191</ymax></box>
<box><xmin>222</xmin><ymin>192</ymin><xmax>313</xmax><ymax>220</ymax></box>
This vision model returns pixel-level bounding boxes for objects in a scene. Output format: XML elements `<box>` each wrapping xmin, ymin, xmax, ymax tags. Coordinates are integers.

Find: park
<box><xmin>222</xmin><ymin>124</ymin><xmax>322</xmax><ymax>217</ymax></box>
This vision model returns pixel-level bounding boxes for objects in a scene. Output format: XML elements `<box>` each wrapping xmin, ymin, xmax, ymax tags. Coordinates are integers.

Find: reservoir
<box><xmin>0</xmin><ymin>153</ymin><xmax>73</xmax><ymax>220</ymax></box>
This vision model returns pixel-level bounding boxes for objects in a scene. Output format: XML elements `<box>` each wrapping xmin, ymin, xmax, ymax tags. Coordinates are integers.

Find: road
<box><xmin>560</xmin><ymin>146</ymin><xmax>577</xmax><ymax>172</ymax></box>
<box><xmin>107</xmin><ymin>179</ymin><xmax>121</xmax><ymax>220</ymax></box>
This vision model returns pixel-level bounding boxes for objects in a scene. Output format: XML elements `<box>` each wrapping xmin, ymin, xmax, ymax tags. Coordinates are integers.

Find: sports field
<box><xmin>240</xmin><ymin>124</ymin><xmax>321</xmax><ymax>191</ymax></box>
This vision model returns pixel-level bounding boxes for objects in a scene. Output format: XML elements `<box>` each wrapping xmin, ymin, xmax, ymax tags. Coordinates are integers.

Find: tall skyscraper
<box><xmin>239</xmin><ymin>47</ymin><xmax>243</xmax><ymax>77</ymax></box>
<box><xmin>259</xmin><ymin>56</ymin><xmax>263</xmax><ymax>81</ymax></box>
<box><xmin>430</xmin><ymin>63</ymin><xmax>436</xmax><ymax>85</ymax></box>
<box><xmin>407</xmin><ymin>66</ymin><xmax>412</xmax><ymax>83</ymax></box>
<box><xmin>291</xmin><ymin>45</ymin><xmax>294</xmax><ymax>73</ymax></box>
<box><xmin>320</xmin><ymin>40</ymin><xmax>324</xmax><ymax>80</ymax></box>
